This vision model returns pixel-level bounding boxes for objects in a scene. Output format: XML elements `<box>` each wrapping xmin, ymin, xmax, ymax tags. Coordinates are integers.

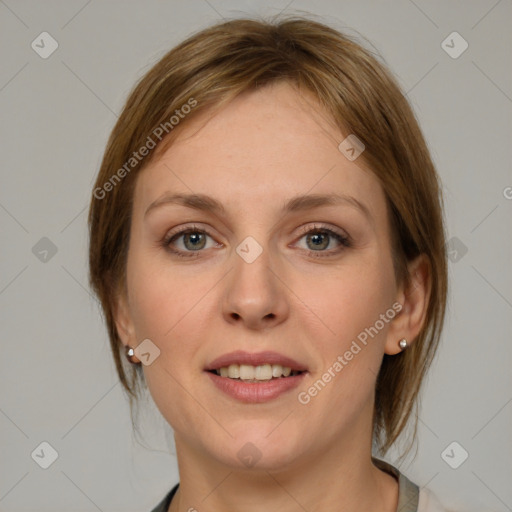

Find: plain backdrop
<box><xmin>1</xmin><ymin>1</ymin><xmax>511</xmax><ymax>511</ymax></box>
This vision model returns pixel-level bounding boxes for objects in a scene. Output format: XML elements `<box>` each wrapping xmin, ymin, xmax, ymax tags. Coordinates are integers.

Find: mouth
<box><xmin>204</xmin><ymin>350</ymin><xmax>309</xmax><ymax>383</ymax></box>
<box><xmin>204</xmin><ymin>362</ymin><xmax>308</xmax><ymax>403</ymax></box>
<box><xmin>206</xmin><ymin>364</ymin><xmax>306</xmax><ymax>383</ymax></box>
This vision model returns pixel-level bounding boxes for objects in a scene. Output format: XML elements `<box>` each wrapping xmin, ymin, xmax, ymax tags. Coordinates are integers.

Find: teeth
<box><xmin>272</xmin><ymin>365</ymin><xmax>282</xmax><ymax>378</ymax></box>
<box><xmin>254</xmin><ymin>364</ymin><xmax>272</xmax><ymax>380</ymax></box>
<box><xmin>214</xmin><ymin>363</ymin><xmax>300</xmax><ymax>380</ymax></box>
<box><xmin>227</xmin><ymin>364</ymin><xmax>240</xmax><ymax>379</ymax></box>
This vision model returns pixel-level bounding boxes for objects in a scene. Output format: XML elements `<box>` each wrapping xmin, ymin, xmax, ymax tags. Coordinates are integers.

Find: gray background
<box><xmin>1</xmin><ymin>1</ymin><xmax>511</xmax><ymax>511</ymax></box>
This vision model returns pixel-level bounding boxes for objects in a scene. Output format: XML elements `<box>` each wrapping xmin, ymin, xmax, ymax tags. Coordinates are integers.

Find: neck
<box><xmin>167</xmin><ymin>427</ymin><xmax>398</xmax><ymax>512</ymax></box>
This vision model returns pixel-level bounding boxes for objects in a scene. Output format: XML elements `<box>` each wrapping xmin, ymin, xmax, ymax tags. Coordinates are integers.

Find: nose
<box><xmin>222</xmin><ymin>242</ymin><xmax>289</xmax><ymax>330</ymax></box>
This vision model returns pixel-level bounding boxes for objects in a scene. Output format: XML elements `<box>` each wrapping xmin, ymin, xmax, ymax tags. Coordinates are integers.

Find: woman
<box><xmin>88</xmin><ymin>15</ymin><xmax>449</xmax><ymax>512</ymax></box>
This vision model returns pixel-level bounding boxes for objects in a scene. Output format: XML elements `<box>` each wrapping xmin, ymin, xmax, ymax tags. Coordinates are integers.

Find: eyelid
<box><xmin>164</xmin><ymin>223</ymin><xmax>213</xmax><ymax>239</ymax></box>
<box><xmin>162</xmin><ymin>222</ymin><xmax>351</xmax><ymax>258</ymax></box>
<box><xmin>162</xmin><ymin>223</ymin><xmax>220</xmax><ymax>246</ymax></box>
<box><xmin>163</xmin><ymin>222</ymin><xmax>349</xmax><ymax>241</ymax></box>
<box><xmin>295</xmin><ymin>222</ymin><xmax>349</xmax><ymax>240</ymax></box>
<box><xmin>292</xmin><ymin>223</ymin><xmax>352</xmax><ymax>256</ymax></box>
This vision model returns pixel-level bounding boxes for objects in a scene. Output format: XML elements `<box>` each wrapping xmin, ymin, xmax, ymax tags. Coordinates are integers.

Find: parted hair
<box><xmin>88</xmin><ymin>14</ymin><xmax>448</xmax><ymax>458</ymax></box>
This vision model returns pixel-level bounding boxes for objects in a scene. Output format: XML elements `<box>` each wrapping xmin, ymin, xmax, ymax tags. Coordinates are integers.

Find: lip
<box><xmin>204</xmin><ymin>350</ymin><xmax>308</xmax><ymax>372</ymax></box>
<box><xmin>205</xmin><ymin>370</ymin><xmax>307</xmax><ymax>403</ymax></box>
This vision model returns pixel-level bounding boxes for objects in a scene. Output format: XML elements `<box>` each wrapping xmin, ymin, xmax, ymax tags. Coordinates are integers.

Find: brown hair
<box><xmin>88</xmin><ymin>14</ymin><xmax>448</xmax><ymax>458</ymax></box>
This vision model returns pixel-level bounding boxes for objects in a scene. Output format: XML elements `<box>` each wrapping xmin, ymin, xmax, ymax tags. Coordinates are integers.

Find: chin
<box><xmin>213</xmin><ymin>429</ymin><xmax>304</xmax><ymax>471</ymax></box>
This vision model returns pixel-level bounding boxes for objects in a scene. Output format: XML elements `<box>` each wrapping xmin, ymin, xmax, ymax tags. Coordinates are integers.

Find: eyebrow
<box><xmin>144</xmin><ymin>192</ymin><xmax>372</xmax><ymax>223</ymax></box>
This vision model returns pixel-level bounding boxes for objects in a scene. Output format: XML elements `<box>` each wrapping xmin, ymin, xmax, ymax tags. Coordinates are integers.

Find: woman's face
<box><xmin>116</xmin><ymin>81</ymin><xmax>412</xmax><ymax>470</ymax></box>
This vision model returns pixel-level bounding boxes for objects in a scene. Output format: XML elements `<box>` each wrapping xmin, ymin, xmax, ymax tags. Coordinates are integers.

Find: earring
<box><xmin>398</xmin><ymin>338</ymin><xmax>408</xmax><ymax>351</ymax></box>
<box><xmin>126</xmin><ymin>345</ymin><xmax>140</xmax><ymax>364</ymax></box>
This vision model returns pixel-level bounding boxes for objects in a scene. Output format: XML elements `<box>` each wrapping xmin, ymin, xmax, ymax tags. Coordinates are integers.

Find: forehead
<box><xmin>133</xmin><ymin>82</ymin><xmax>386</xmax><ymax>220</ymax></box>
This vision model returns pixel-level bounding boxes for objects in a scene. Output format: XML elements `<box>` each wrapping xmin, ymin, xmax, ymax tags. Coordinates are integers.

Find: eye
<box><xmin>294</xmin><ymin>224</ymin><xmax>351</xmax><ymax>257</ymax></box>
<box><xmin>162</xmin><ymin>225</ymin><xmax>220</xmax><ymax>258</ymax></box>
<box><xmin>162</xmin><ymin>223</ymin><xmax>351</xmax><ymax>259</ymax></box>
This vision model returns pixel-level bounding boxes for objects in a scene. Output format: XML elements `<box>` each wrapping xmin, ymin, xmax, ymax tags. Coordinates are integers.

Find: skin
<box><xmin>114</xmin><ymin>81</ymin><xmax>430</xmax><ymax>512</ymax></box>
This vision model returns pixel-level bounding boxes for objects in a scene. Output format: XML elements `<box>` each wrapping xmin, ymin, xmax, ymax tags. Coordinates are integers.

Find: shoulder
<box><xmin>418</xmin><ymin>487</ymin><xmax>450</xmax><ymax>512</ymax></box>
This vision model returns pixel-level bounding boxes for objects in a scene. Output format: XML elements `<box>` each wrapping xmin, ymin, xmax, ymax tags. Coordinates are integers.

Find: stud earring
<box><xmin>398</xmin><ymin>338</ymin><xmax>408</xmax><ymax>351</ymax></box>
<box><xmin>126</xmin><ymin>345</ymin><xmax>140</xmax><ymax>364</ymax></box>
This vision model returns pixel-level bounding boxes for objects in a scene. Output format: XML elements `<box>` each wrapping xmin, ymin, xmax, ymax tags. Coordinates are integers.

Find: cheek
<box><xmin>297</xmin><ymin>266</ymin><xmax>394</xmax><ymax>408</ymax></box>
<box><xmin>303</xmin><ymin>261</ymin><xmax>394</xmax><ymax>342</ymax></box>
<box><xmin>126</xmin><ymin>251</ymin><xmax>218</xmax><ymax>379</ymax></box>
<box><xmin>296</xmin><ymin>262</ymin><xmax>396</xmax><ymax>409</ymax></box>
<box><xmin>127</xmin><ymin>260</ymin><xmax>210</xmax><ymax>427</ymax></box>
<box><xmin>129</xmin><ymin>280</ymin><xmax>208</xmax><ymax>361</ymax></box>
<box><xmin>126</xmin><ymin>246</ymin><xmax>200</xmax><ymax>336</ymax></box>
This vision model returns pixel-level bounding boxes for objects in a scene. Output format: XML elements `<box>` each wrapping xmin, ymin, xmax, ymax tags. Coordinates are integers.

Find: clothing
<box><xmin>150</xmin><ymin>482</ymin><xmax>178</xmax><ymax>512</ymax></box>
<box><xmin>149</xmin><ymin>457</ymin><xmax>447</xmax><ymax>512</ymax></box>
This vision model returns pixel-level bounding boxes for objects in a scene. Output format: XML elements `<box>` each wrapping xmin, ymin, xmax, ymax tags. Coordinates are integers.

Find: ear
<box><xmin>112</xmin><ymin>290</ymin><xmax>141</xmax><ymax>364</ymax></box>
<box><xmin>384</xmin><ymin>253</ymin><xmax>432</xmax><ymax>355</ymax></box>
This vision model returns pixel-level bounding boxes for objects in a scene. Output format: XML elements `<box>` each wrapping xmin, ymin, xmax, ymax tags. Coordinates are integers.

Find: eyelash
<box><xmin>162</xmin><ymin>223</ymin><xmax>351</xmax><ymax>259</ymax></box>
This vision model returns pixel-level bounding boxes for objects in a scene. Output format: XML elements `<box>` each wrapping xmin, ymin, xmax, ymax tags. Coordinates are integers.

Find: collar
<box><xmin>372</xmin><ymin>457</ymin><xmax>419</xmax><ymax>511</ymax></box>
<box><xmin>152</xmin><ymin>458</ymin><xmax>419</xmax><ymax>512</ymax></box>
